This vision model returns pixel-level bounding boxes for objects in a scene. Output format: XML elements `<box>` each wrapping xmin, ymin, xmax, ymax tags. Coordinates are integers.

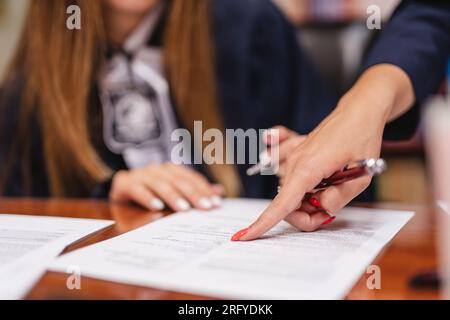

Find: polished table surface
<box><xmin>0</xmin><ymin>198</ymin><xmax>441</xmax><ymax>300</ymax></box>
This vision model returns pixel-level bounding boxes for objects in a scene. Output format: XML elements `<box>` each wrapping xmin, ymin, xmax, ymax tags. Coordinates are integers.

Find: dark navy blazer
<box><xmin>0</xmin><ymin>0</ymin><xmax>334</xmax><ymax>198</ymax></box>
<box><xmin>365</xmin><ymin>0</ymin><xmax>450</xmax><ymax>139</ymax></box>
<box><xmin>365</xmin><ymin>0</ymin><xmax>450</xmax><ymax>104</ymax></box>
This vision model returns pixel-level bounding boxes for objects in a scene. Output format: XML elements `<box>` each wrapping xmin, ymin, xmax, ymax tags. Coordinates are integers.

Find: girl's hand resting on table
<box><xmin>110</xmin><ymin>163</ymin><xmax>223</xmax><ymax>212</ymax></box>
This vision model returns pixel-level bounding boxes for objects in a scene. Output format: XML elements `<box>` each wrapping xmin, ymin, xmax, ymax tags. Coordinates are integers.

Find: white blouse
<box><xmin>99</xmin><ymin>3</ymin><xmax>181</xmax><ymax>169</ymax></box>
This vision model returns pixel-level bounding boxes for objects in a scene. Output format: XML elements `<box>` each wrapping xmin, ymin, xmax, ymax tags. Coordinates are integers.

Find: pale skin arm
<box><xmin>233</xmin><ymin>64</ymin><xmax>416</xmax><ymax>241</ymax></box>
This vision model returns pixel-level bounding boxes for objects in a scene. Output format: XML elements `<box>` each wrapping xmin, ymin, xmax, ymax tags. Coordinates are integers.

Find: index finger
<box><xmin>234</xmin><ymin>175</ymin><xmax>310</xmax><ymax>241</ymax></box>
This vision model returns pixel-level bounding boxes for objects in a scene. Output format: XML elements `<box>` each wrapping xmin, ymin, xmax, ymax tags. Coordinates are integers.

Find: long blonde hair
<box><xmin>1</xmin><ymin>0</ymin><xmax>240</xmax><ymax>197</ymax></box>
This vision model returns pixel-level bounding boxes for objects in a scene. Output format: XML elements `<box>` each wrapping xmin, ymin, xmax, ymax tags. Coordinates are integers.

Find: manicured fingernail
<box><xmin>211</xmin><ymin>196</ymin><xmax>222</xmax><ymax>207</ymax></box>
<box><xmin>322</xmin><ymin>216</ymin><xmax>336</xmax><ymax>226</ymax></box>
<box><xmin>176</xmin><ymin>198</ymin><xmax>191</xmax><ymax>211</ymax></box>
<box><xmin>199</xmin><ymin>197</ymin><xmax>213</xmax><ymax>210</ymax></box>
<box><xmin>150</xmin><ymin>198</ymin><xmax>164</xmax><ymax>210</ymax></box>
<box><xmin>231</xmin><ymin>227</ymin><xmax>250</xmax><ymax>241</ymax></box>
<box><xmin>308</xmin><ymin>197</ymin><xmax>322</xmax><ymax>209</ymax></box>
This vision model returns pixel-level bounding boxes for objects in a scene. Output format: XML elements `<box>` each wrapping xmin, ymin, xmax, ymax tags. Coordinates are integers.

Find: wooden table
<box><xmin>0</xmin><ymin>198</ymin><xmax>441</xmax><ymax>300</ymax></box>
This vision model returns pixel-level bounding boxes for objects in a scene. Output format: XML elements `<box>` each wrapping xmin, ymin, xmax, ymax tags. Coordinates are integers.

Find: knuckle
<box><xmin>157</xmin><ymin>182</ymin><xmax>173</xmax><ymax>195</ymax></box>
<box><xmin>130</xmin><ymin>169</ymin><xmax>143</xmax><ymax>180</ymax></box>
<box><xmin>190</xmin><ymin>171</ymin><xmax>208</xmax><ymax>183</ymax></box>
<box><xmin>293</xmin><ymin>162</ymin><xmax>323</xmax><ymax>189</ymax></box>
<box><xmin>110</xmin><ymin>171</ymin><xmax>128</xmax><ymax>193</ymax></box>
<box><xmin>178</xmin><ymin>182</ymin><xmax>196</xmax><ymax>196</ymax></box>
<box><xmin>302</xmin><ymin>223</ymin><xmax>319</xmax><ymax>232</ymax></box>
<box><xmin>131</xmin><ymin>183</ymin><xmax>145</xmax><ymax>194</ymax></box>
<box><xmin>292</xmin><ymin>167</ymin><xmax>317</xmax><ymax>187</ymax></box>
<box><xmin>319</xmin><ymin>194</ymin><xmax>341</xmax><ymax>214</ymax></box>
<box><xmin>301</xmin><ymin>218</ymin><xmax>321</xmax><ymax>232</ymax></box>
<box><xmin>144</xmin><ymin>168</ymin><xmax>156</xmax><ymax>178</ymax></box>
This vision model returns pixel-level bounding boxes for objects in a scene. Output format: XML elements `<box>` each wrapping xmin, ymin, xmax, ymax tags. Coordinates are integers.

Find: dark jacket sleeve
<box><xmin>241</xmin><ymin>0</ymin><xmax>335</xmax><ymax>134</ymax></box>
<box><xmin>212</xmin><ymin>0</ymin><xmax>335</xmax><ymax>198</ymax></box>
<box><xmin>364</xmin><ymin>0</ymin><xmax>450</xmax><ymax>104</ymax></box>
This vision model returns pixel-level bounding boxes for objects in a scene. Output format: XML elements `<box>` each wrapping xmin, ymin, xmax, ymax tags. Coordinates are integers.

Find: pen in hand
<box><xmin>304</xmin><ymin>158</ymin><xmax>386</xmax><ymax>191</ymax></box>
<box><xmin>233</xmin><ymin>158</ymin><xmax>387</xmax><ymax>241</ymax></box>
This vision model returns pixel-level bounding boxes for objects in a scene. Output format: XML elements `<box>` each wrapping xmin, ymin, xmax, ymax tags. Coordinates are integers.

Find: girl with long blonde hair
<box><xmin>0</xmin><ymin>0</ymin><xmax>333</xmax><ymax>211</ymax></box>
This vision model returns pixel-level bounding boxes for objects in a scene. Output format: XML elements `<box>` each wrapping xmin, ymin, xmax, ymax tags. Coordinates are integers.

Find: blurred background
<box><xmin>0</xmin><ymin>0</ymin><xmax>28</xmax><ymax>76</ymax></box>
<box><xmin>0</xmin><ymin>0</ymin><xmax>428</xmax><ymax>204</ymax></box>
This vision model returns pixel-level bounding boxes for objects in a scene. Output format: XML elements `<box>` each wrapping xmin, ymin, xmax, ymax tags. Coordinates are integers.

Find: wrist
<box><xmin>336</xmin><ymin>64</ymin><xmax>415</xmax><ymax>126</ymax></box>
<box><xmin>335</xmin><ymin>89</ymin><xmax>391</xmax><ymax>131</ymax></box>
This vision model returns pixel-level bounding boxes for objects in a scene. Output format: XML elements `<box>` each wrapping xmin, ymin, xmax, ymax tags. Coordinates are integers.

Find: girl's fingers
<box><xmin>127</xmin><ymin>184</ymin><xmax>164</xmax><ymax>212</ymax></box>
<box><xmin>110</xmin><ymin>171</ymin><xmax>165</xmax><ymax>212</ymax></box>
<box><xmin>113</xmin><ymin>164</ymin><xmax>223</xmax><ymax>212</ymax></box>
<box><xmin>145</xmin><ymin>179</ymin><xmax>192</xmax><ymax>212</ymax></box>
<box><xmin>169</xmin><ymin>165</ymin><xmax>221</xmax><ymax>208</ymax></box>
<box><xmin>212</xmin><ymin>184</ymin><xmax>225</xmax><ymax>196</ymax></box>
<box><xmin>172</xmin><ymin>179</ymin><xmax>215</xmax><ymax>210</ymax></box>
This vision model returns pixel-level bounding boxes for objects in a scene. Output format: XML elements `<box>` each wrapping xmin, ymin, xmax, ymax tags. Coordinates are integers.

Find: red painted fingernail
<box><xmin>321</xmin><ymin>216</ymin><xmax>336</xmax><ymax>226</ymax></box>
<box><xmin>308</xmin><ymin>197</ymin><xmax>322</xmax><ymax>209</ymax></box>
<box><xmin>231</xmin><ymin>228</ymin><xmax>250</xmax><ymax>241</ymax></box>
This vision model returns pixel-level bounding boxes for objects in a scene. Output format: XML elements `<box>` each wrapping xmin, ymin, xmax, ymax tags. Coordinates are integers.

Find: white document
<box><xmin>51</xmin><ymin>199</ymin><xmax>413</xmax><ymax>299</ymax></box>
<box><xmin>0</xmin><ymin>214</ymin><xmax>114</xmax><ymax>299</ymax></box>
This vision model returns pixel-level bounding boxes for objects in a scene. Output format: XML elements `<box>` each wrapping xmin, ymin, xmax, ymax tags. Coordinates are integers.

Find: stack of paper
<box><xmin>51</xmin><ymin>199</ymin><xmax>413</xmax><ymax>299</ymax></box>
<box><xmin>0</xmin><ymin>214</ymin><xmax>113</xmax><ymax>299</ymax></box>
